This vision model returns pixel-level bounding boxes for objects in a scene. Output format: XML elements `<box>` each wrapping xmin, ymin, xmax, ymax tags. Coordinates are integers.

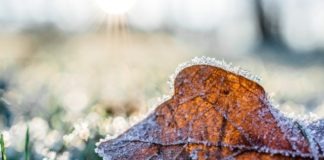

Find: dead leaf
<box><xmin>96</xmin><ymin>65</ymin><xmax>324</xmax><ymax>160</ymax></box>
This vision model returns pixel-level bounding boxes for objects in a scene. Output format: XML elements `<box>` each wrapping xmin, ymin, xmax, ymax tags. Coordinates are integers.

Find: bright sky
<box><xmin>0</xmin><ymin>0</ymin><xmax>252</xmax><ymax>31</ymax></box>
<box><xmin>1</xmin><ymin>0</ymin><xmax>324</xmax><ymax>51</ymax></box>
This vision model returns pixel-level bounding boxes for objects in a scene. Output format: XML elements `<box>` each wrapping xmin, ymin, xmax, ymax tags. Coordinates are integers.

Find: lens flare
<box><xmin>95</xmin><ymin>0</ymin><xmax>136</xmax><ymax>15</ymax></box>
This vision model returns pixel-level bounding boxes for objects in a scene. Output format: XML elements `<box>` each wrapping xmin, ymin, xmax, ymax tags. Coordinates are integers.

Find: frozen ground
<box><xmin>0</xmin><ymin>31</ymin><xmax>324</xmax><ymax>159</ymax></box>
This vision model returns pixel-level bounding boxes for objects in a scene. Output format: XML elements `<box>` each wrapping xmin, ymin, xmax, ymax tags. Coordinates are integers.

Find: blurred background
<box><xmin>1</xmin><ymin>0</ymin><xmax>324</xmax><ymax>159</ymax></box>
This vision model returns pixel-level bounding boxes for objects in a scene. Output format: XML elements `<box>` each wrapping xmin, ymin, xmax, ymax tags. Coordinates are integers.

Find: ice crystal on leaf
<box><xmin>168</xmin><ymin>56</ymin><xmax>261</xmax><ymax>93</ymax></box>
<box><xmin>96</xmin><ymin>57</ymin><xmax>324</xmax><ymax>160</ymax></box>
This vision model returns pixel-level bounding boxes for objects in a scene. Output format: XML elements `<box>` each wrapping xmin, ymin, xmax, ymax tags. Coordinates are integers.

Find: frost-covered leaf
<box><xmin>96</xmin><ymin>64</ymin><xmax>324</xmax><ymax>160</ymax></box>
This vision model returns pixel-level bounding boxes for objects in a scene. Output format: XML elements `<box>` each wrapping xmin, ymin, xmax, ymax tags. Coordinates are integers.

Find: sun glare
<box><xmin>95</xmin><ymin>0</ymin><xmax>136</xmax><ymax>15</ymax></box>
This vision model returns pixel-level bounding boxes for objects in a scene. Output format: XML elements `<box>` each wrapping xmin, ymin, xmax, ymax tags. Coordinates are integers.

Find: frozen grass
<box><xmin>24</xmin><ymin>127</ymin><xmax>29</xmax><ymax>160</ymax></box>
<box><xmin>0</xmin><ymin>32</ymin><xmax>323</xmax><ymax>159</ymax></box>
<box><xmin>0</xmin><ymin>133</ymin><xmax>6</xmax><ymax>160</ymax></box>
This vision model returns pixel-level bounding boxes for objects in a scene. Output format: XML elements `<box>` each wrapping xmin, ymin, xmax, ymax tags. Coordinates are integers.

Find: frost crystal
<box><xmin>168</xmin><ymin>56</ymin><xmax>261</xmax><ymax>93</ymax></box>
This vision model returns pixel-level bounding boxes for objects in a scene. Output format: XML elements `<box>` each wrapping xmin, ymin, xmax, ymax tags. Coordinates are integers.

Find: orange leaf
<box><xmin>96</xmin><ymin>65</ymin><xmax>324</xmax><ymax>160</ymax></box>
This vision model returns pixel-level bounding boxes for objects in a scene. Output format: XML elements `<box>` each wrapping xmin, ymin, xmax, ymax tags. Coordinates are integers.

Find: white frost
<box><xmin>168</xmin><ymin>56</ymin><xmax>261</xmax><ymax>93</ymax></box>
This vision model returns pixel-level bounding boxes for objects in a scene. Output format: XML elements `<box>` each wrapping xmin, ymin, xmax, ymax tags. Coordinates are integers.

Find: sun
<box><xmin>95</xmin><ymin>0</ymin><xmax>137</xmax><ymax>15</ymax></box>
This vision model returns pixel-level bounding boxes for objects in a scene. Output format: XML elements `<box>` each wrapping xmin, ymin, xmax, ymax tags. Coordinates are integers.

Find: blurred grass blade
<box><xmin>0</xmin><ymin>133</ymin><xmax>6</xmax><ymax>160</ymax></box>
<box><xmin>24</xmin><ymin>127</ymin><xmax>29</xmax><ymax>160</ymax></box>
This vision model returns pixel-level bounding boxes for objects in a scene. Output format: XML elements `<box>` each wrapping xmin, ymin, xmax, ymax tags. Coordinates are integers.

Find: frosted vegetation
<box><xmin>96</xmin><ymin>57</ymin><xmax>324</xmax><ymax>159</ymax></box>
<box><xmin>1</xmin><ymin>33</ymin><xmax>324</xmax><ymax>159</ymax></box>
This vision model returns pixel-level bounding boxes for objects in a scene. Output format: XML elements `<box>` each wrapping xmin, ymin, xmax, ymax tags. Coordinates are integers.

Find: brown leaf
<box><xmin>96</xmin><ymin>65</ymin><xmax>324</xmax><ymax>160</ymax></box>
